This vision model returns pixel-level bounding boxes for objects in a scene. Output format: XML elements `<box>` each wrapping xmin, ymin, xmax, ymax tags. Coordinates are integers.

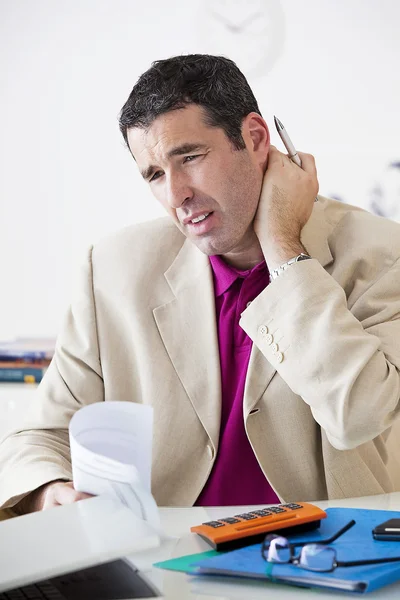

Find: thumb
<box><xmin>54</xmin><ymin>482</ymin><xmax>93</xmax><ymax>505</ymax></box>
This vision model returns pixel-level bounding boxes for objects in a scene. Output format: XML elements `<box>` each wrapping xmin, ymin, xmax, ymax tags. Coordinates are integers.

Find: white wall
<box><xmin>1</xmin><ymin>0</ymin><xmax>400</xmax><ymax>338</ymax></box>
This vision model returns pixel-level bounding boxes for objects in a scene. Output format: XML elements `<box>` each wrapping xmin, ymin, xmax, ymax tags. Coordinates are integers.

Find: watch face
<box><xmin>297</xmin><ymin>254</ymin><xmax>311</xmax><ymax>261</ymax></box>
<box><xmin>197</xmin><ymin>0</ymin><xmax>286</xmax><ymax>78</ymax></box>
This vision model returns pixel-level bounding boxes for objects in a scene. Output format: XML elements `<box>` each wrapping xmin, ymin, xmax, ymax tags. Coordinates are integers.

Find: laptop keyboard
<box><xmin>0</xmin><ymin>581</ymin><xmax>64</xmax><ymax>599</ymax></box>
<box><xmin>0</xmin><ymin>559</ymin><xmax>159</xmax><ymax>599</ymax></box>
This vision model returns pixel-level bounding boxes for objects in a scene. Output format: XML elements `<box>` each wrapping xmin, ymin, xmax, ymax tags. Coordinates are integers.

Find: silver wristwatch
<box><xmin>270</xmin><ymin>253</ymin><xmax>312</xmax><ymax>281</ymax></box>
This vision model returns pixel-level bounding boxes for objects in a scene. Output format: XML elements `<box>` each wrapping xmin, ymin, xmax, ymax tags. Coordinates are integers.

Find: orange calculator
<box><xmin>191</xmin><ymin>502</ymin><xmax>327</xmax><ymax>550</ymax></box>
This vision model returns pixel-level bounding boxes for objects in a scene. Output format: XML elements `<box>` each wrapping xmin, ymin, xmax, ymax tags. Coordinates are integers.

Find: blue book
<box><xmin>192</xmin><ymin>508</ymin><xmax>400</xmax><ymax>593</ymax></box>
<box><xmin>0</xmin><ymin>353</ymin><xmax>49</xmax><ymax>363</ymax></box>
<box><xmin>0</xmin><ymin>366</ymin><xmax>46</xmax><ymax>383</ymax></box>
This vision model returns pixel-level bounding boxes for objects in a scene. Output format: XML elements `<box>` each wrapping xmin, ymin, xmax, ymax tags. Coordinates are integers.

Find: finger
<box><xmin>296</xmin><ymin>151</ymin><xmax>317</xmax><ymax>178</ymax></box>
<box><xmin>53</xmin><ymin>482</ymin><xmax>93</xmax><ymax>505</ymax></box>
<box><xmin>269</xmin><ymin>145</ymin><xmax>306</xmax><ymax>172</ymax></box>
<box><xmin>42</xmin><ymin>495</ymin><xmax>59</xmax><ymax>510</ymax></box>
<box><xmin>267</xmin><ymin>145</ymin><xmax>288</xmax><ymax>167</ymax></box>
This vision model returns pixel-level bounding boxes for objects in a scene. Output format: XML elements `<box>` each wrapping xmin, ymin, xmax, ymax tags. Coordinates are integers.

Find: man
<box><xmin>1</xmin><ymin>54</ymin><xmax>400</xmax><ymax>513</ymax></box>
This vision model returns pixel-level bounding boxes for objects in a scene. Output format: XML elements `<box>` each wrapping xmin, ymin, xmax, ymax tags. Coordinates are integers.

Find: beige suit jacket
<box><xmin>1</xmin><ymin>197</ymin><xmax>400</xmax><ymax>509</ymax></box>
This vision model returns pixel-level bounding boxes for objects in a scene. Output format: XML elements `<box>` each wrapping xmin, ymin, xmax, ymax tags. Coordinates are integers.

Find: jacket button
<box><xmin>265</xmin><ymin>333</ymin><xmax>273</xmax><ymax>345</ymax></box>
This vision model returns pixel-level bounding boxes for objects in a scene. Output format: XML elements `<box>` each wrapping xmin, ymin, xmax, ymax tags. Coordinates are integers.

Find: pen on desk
<box><xmin>274</xmin><ymin>115</ymin><xmax>318</xmax><ymax>202</ymax></box>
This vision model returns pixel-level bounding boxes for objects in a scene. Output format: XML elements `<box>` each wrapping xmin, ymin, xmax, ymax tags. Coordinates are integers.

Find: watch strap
<box><xmin>270</xmin><ymin>253</ymin><xmax>312</xmax><ymax>281</ymax></box>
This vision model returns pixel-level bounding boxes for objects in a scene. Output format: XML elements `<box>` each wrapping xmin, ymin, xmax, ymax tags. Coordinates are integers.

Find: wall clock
<box><xmin>198</xmin><ymin>0</ymin><xmax>286</xmax><ymax>78</ymax></box>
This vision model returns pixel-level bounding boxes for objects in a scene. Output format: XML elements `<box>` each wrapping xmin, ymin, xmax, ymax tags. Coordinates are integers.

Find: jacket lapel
<box><xmin>243</xmin><ymin>198</ymin><xmax>334</xmax><ymax>416</ymax></box>
<box><xmin>153</xmin><ymin>199</ymin><xmax>334</xmax><ymax>442</ymax></box>
<box><xmin>243</xmin><ymin>345</ymin><xmax>277</xmax><ymax>416</ymax></box>
<box><xmin>153</xmin><ymin>239</ymin><xmax>222</xmax><ymax>451</ymax></box>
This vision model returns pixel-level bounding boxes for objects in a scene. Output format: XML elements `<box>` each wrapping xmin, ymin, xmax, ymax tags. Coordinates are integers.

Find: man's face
<box><xmin>127</xmin><ymin>105</ymin><xmax>268</xmax><ymax>260</ymax></box>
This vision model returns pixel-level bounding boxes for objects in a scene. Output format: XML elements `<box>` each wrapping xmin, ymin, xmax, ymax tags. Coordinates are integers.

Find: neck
<box><xmin>221</xmin><ymin>240</ymin><xmax>264</xmax><ymax>271</ymax></box>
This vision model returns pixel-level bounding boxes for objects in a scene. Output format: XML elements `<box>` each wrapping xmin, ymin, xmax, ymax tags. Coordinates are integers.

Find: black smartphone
<box><xmin>373</xmin><ymin>518</ymin><xmax>400</xmax><ymax>540</ymax></box>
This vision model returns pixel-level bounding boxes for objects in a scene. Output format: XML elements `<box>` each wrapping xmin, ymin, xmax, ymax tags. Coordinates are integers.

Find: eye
<box><xmin>183</xmin><ymin>155</ymin><xmax>200</xmax><ymax>163</ymax></box>
<box><xmin>149</xmin><ymin>171</ymin><xmax>163</xmax><ymax>183</ymax></box>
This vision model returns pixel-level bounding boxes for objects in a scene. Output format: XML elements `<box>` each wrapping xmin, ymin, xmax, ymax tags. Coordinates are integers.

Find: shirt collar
<box><xmin>209</xmin><ymin>255</ymin><xmax>267</xmax><ymax>297</ymax></box>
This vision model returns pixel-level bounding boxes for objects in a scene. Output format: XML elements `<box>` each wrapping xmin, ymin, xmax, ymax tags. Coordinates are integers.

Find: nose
<box><xmin>165</xmin><ymin>172</ymin><xmax>194</xmax><ymax>209</ymax></box>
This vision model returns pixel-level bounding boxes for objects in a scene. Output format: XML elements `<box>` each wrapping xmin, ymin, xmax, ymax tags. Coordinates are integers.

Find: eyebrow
<box><xmin>140</xmin><ymin>143</ymin><xmax>208</xmax><ymax>180</ymax></box>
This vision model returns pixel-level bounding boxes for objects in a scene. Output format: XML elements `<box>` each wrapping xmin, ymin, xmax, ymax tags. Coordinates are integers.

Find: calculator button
<box><xmin>268</xmin><ymin>507</ymin><xmax>287</xmax><ymax>513</ymax></box>
<box><xmin>250</xmin><ymin>509</ymin><xmax>272</xmax><ymax>517</ymax></box>
<box><xmin>234</xmin><ymin>513</ymin><xmax>258</xmax><ymax>520</ymax></box>
<box><xmin>202</xmin><ymin>521</ymin><xmax>225</xmax><ymax>528</ymax></box>
<box><xmin>220</xmin><ymin>517</ymin><xmax>241</xmax><ymax>524</ymax></box>
<box><xmin>282</xmin><ymin>503</ymin><xmax>303</xmax><ymax>510</ymax></box>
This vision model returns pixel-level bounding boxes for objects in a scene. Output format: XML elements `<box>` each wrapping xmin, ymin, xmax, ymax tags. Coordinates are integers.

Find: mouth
<box><xmin>183</xmin><ymin>211</ymin><xmax>215</xmax><ymax>235</ymax></box>
<box><xmin>183</xmin><ymin>211</ymin><xmax>212</xmax><ymax>225</ymax></box>
<box><xmin>190</xmin><ymin>212</ymin><xmax>210</xmax><ymax>224</ymax></box>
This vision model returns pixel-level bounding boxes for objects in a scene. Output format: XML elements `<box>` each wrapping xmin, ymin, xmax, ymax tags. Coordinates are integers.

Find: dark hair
<box><xmin>119</xmin><ymin>54</ymin><xmax>262</xmax><ymax>151</ymax></box>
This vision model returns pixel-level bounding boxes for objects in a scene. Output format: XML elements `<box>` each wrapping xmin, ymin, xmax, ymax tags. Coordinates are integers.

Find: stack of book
<box><xmin>0</xmin><ymin>338</ymin><xmax>56</xmax><ymax>383</ymax></box>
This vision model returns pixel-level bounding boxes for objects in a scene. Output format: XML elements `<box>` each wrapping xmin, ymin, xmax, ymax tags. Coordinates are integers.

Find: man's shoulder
<box><xmin>97</xmin><ymin>216</ymin><xmax>183</xmax><ymax>247</ymax></box>
<box><xmin>92</xmin><ymin>217</ymin><xmax>186</xmax><ymax>273</ymax></box>
<box><xmin>320</xmin><ymin>196</ymin><xmax>400</xmax><ymax>261</ymax></box>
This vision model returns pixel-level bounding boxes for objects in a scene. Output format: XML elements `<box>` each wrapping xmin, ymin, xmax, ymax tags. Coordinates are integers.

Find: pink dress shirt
<box><xmin>195</xmin><ymin>255</ymin><xmax>280</xmax><ymax>506</ymax></box>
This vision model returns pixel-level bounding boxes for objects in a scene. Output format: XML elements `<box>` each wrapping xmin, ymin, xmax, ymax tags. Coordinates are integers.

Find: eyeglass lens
<box><xmin>266</xmin><ymin>536</ymin><xmax>292</xmax><ymax>563</ymax></box>
<box><xmin>299</xmin><ymin>544</ymin><xmax>337</xmax><ymax>572</ymax></box>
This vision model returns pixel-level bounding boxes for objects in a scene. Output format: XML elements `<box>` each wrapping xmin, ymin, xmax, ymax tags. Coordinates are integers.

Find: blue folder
<box><xmin>191</xmin><ymin>508</ymin><xmax>400</xmax><ymax>593</ymax></box>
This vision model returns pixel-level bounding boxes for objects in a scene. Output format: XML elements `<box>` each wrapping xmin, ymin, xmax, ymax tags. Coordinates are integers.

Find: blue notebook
<box><xmin>191</xmin><ymin>508</ymin><xmax>400</xmax><ymax>593</ymax></box>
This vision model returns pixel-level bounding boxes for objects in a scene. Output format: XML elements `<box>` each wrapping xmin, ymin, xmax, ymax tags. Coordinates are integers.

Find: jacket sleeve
<box><xmin>0</xmin><ymin>246</ymin><xmax>104</xmax><ymax>509</ymax></box>
<box><xmin>240</xmin><ymin>257</ymin><xmax>400</xmax><ymax>451</ymax></box>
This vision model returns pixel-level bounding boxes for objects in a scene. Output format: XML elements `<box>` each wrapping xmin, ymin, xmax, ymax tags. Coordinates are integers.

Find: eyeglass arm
<box><xmin>338</xmin><ymin>555</ymin><xmax>400</xmax><ymax>568</ymax></box>
<box><xmin>290</xmin><ymin>519</ymin><xmax>356</xmax><ymax>548</ymax></box>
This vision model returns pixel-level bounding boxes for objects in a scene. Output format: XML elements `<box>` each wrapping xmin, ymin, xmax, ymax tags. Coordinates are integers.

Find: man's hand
<box><xmin>254</xmin><ymin>146</ymin><xmax>319</xmax><ymax>270</ymax></box>
<box><xmin>15</xmin><ymin>480</ymin><xmax>92</xmax><ymax>514</ymax></box>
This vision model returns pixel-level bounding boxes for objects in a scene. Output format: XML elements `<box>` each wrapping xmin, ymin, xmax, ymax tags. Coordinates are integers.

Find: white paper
<box><xmin>69</xmin><ymin>401</ymin><xmax>160</xmax><ymax>531</ymax></box>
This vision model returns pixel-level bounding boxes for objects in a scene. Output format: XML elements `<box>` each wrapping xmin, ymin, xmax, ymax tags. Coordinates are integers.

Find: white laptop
<box><xmin>0</xmin><ymin>495</ymin><xmax>161</xmax><ymax>598</ymax></box>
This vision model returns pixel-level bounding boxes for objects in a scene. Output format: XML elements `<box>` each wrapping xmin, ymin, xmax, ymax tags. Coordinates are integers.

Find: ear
<box><xmin>242</xmin><ymin>113</ymin><xmax>270</xmax><ymax>169</ymax></box>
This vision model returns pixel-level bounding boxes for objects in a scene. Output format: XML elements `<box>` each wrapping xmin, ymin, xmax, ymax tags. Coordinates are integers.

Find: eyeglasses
<box><xmin>261</xmin><ymin>519</ymin><xmax>400</xmax><ymax>573</ymax></box>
